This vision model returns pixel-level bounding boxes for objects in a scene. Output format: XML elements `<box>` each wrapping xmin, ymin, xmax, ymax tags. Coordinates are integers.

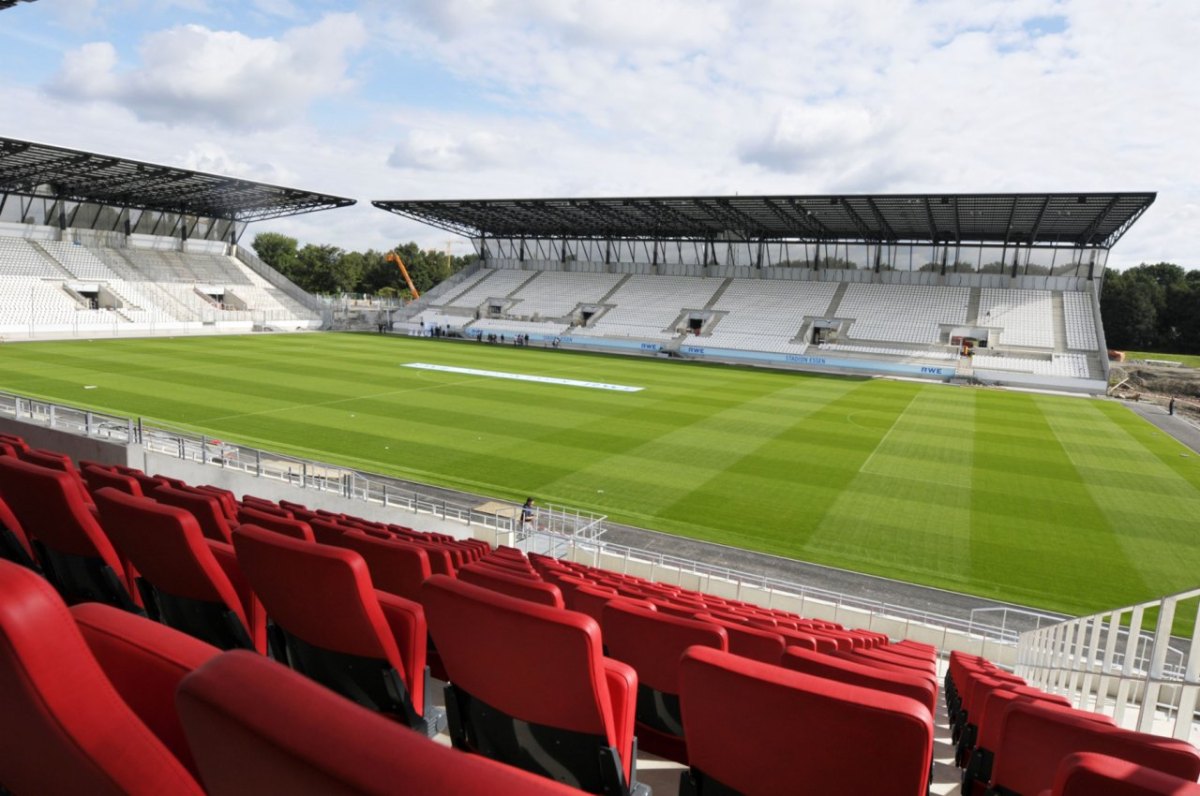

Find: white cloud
<box><xmin>4</xmin><ymin>1</ymin><xmax>1196</xmax><ymax>266</ymax></box>
<box><xmin>48</xmin><ymin>13</ymin><xmax>367</xmax><ymax>130</ymax></box>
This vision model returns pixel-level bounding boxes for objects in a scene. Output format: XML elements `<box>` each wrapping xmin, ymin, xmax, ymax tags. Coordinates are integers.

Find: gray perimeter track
<box><xmin>357</xmin><ymin>398</ymin><xmax>1197</xmax><ymax>637</ymax></box>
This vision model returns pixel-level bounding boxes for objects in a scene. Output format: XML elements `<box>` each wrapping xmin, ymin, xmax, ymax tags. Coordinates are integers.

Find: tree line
<box><xmin>251</xmin><ymin>232</ymin><xmax>477</xmax><ymax>299</ymax></box>
<box><xmin>253</xmin><ymin>233</ymin><xmax>1198</xmax><ymax>356</ymax></box>
<box><xmin>1101</xmin><ymin>263</ymin><xmax>1200</xmax><ymax>354</ymax></box>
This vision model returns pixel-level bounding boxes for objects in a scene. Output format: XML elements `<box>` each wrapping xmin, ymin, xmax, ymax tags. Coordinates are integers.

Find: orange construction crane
<box><xmin>385</xmin><ymin>251</ymin><xmax>419</xmax><ymax>299</ymax></box>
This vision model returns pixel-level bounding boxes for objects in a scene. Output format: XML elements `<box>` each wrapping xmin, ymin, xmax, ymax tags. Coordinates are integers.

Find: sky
<box><xmin>0</xmin><ymin>0</ymin><xmax>1196</xmax><ymax>267</ymax></box>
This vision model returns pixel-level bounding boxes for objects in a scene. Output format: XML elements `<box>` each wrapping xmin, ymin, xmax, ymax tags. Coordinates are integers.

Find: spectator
<box><xmin>521</xmin><ymin>497</ymin><xmax>536</xmax><ymax>530</ymax></box>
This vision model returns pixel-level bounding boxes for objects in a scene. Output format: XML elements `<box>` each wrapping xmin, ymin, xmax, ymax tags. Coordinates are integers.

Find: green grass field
<box><xmin>1123</xmin><ymin>351</ymin><xmax>1200</xmax><ymax>369</ymax></box>
<box><xmin>1</xmin><ymin>332</ymin><xmax>1198</xmax><ymax>617</ymax></box>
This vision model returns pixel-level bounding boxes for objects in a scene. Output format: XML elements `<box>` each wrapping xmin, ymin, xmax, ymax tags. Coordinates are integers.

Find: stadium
<box><xmin>2</xmin><ymin>3</ymin><xmax>1200</xmax><ymax>794</ymax></box>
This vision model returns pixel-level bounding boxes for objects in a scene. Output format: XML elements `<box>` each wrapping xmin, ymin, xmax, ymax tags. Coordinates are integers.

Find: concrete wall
<box><xmin>0</xmin><ymin>418</ymin><xmax>136</xmax><ymax>467</ymax></box>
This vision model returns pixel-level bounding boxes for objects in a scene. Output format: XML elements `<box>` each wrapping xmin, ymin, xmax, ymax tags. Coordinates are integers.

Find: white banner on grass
<box><xmin>402</xmin><ymin>362</ymin><xmax>643</xmax><ymax>392</ymax></box>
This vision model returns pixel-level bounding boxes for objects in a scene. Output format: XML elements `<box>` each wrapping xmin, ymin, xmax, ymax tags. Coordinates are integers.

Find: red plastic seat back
<box><xmin>0</xmin><ymin>456</ymin><xmax>130</xmax><ymax>604</ymax></box>
<box><xmin>336</xmin><ymin>531</ymin><xmax>431</xmax><ymax>602</ymax></box>
<box><xmin>1049</xmin><ymin>752</ymin><xmax>1200</xmax><ymax>796</ymax></box>
<box><xmin>602</xmin><ymin>602</ymin><xmax>726</xmax><ymax>694</ymax></box>
<box><xmin>783</xmin><ymin>645</ymin><xmax>937</xmax><ymax>714</ymax></box>
<box><xmin>680</xmin><ymin>645</ymin><xmax>933</xmax><ymax>796</ymax></box>
<box><xmin>993</xmin><ymin>701</ymin><xmax>1200</xmax><ymax>795</ymax></box>
<box><xmin>94</xmin><ymin>488</ymin><xmax>250</xmax><ymax>644</ymax></box>
<box><xmin>696</xmin><ymin>613</ymin><xmax>787</xmax><ymax>665</ymax></box>
<box><xmin>422</xmin><ymin>575</ymin><xmax>616</xmax><ymax>740</ymax></box>
<box><xmin>238</xmin><ymin>505</ymin><xmax>314</xmax><ymax>541</ymax></box>
<box><xmin>458</xmin><ymin>563</ymin><xmax>563</xmax><ymax>608</ymax></box>
<box><xmin>177</xmin><ymin>651</ymin><xmax>581</xmax><ymax>796</ymax></box>
<box><xmin>232</xmin><ymin>525</ymin><xmax>400</xmax><ymax>665</ymax></box>
<box><xmin>81</xmin><ymin>464</ymin><xmax>144</xmax><ymax>497</ymax></box>
<box><xmin>71</xmin><ymin>602</ymin><xmax>221</xmax><ymax>780</ymax></box>
<box><xmin>154</xmin><ymin>485</ymin><xmax>235</xmax><ymax>544</ymax></box>
<box><xmin>0</xmin><ymin>560</ymin><xmax>203</xmax><ymax>795</ymax></box>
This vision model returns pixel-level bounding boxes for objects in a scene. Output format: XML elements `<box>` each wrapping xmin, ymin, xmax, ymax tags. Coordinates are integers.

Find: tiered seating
<box><xmin>819</xmin><ymin>342</ymin><xmax>958</xmax><ymax>361</ymax></box>
<box><xmin>36</xmin><ymin>239</ymin><xmax>120</xmax><ymax>280</ymax></box>
<box><xmin>580</xmin><ymin>275</ymin><xmax>721</xmax><ymax>339</ymax></box>
<box><xmin>973</xmin><ymin>352</ymin><xmax>1091</xmax><ymax>378</ymax></box>
<box><xmin>946</xmin><ymin>651</ymin><xmax>1200</xmax><ymax>795</ymax></box>
<box><xmin>507</xmin><ymin>271</ymin><xmax>625</xmax><ymax>318</ymax></box>
<box><xmin>469</xmin><ymin>318</ymin><xmax>569</xmax><ymax>337</ymax></box>
<box><xmin>701</xmin><ymin>279</ymin><xmax>835</xmax><ymax>353</ymax></box>
<box><xmin>839</xmin><ymin>283</ymin><xmax>970</xmax><ymax>344</ymax></box>
<box><xmin>1064</xmin><ymin>291</ymin><xmax>1099</xmax><ymax>350</ymax></box>
<box><xmin>0</xmin><ymin>236</ymin><xmax>319</xmax><ymax>332</ymax></box>
<box><xmin>444</xmin><ymin>269</ymin><xmax>532</xmax><ymax>308</ymax></box>
<box><xmin>4</xmin><ymin>435</ymin><xmax>1198</xmax><ymax>794</ymax></box>
<box><xmin>409</xmin><ymin>310</ymin><xmax>471</xmax><ymax>331</ymax></box>
<box><xmin>0</xmin><ymin>236</ymin><xmax>63</xmax><ymax>277</ymax></box>
<box><xmin>980</xmin><ymin>288</ymin><xmax>1055</xmax><ymax>348</ymax></box>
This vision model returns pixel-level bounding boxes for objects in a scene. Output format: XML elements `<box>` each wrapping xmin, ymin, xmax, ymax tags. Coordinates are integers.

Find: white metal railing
<box><xmin>1016</xmin><ymin>588</ymin><xmax>1200</xmax><ymax>740</ymax></box>
<box><xmin>516</xmin><ymin>529</ymin><xmax>1028</xmax><ymax>647</ymax></box>
<box><xmin>0</xmin><ymin>390</ymin><xmax>538</xmax><ymax>535</ymax></box>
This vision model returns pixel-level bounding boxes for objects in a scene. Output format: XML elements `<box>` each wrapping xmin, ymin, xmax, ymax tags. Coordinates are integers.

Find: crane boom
<box><xmin>385</xmin><ymin>251</ymin><xmax>419</xmax><ymax>299</ymax></box>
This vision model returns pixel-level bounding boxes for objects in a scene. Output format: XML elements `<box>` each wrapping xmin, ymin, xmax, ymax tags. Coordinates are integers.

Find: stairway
<box><xmin>965</xmin><ymin>288</ymin><xmax>982</xmax><ymax>325</ymax></box>
<box><xmin>702</xmin><ymin>278</ymin><xmax>734</xmax><ymax>309</ymax></box>
<box><xmin>26</xmin><ymin>241</ymin><xmax>75</xmax><ymax>279</ymax></box>
<box><xmin>822</xmin><ymin>282</ymin><xmax>850</xmax><ymax>318</ymax></box>
<box><xmin>1051</xmin><ymin>292</ymin><xmax>1067</xmax><ymax>353</ymax></box>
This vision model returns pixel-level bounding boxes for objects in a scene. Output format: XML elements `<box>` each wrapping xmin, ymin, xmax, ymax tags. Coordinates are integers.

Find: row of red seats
<box><xmin>946</xmin><ymin>650</ymin><xmax>1200</xmax><ymax>795</ymax></box>
<box><xmin>0</xmin><ymin>559</ymin><xmax>580</xmax><ymax>795</ymax></box>
<box><xmin>0</xmin><ymin>436</ymin><xmax>943</xmax><ymax>793</ymax></box>
<box><xmin>437</xmin><ymin>545</ymin><xmax>943</xmax><ymax>793</ymax></box>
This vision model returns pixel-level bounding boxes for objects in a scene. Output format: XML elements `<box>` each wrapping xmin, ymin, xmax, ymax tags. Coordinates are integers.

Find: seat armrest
<box><xmin>602</xmin><ymin>656</ymin><xmax>638</xmax><ymax>782</ymax></box>
<box><xmin>377</xmin><ymin>590</ymin><xmax>428</xmax><ymax>716</ymax></box>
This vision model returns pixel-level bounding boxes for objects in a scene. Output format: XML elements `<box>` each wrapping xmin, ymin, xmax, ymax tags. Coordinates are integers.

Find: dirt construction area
<box><xmin>1110</xmin><ymin>358</ymin><xmax>1200</xmax><ymax>418</ymax></box>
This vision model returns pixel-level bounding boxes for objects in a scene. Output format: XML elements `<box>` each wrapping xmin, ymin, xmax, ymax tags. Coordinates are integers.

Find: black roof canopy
<box><xmin>0</xmin><ymin>1</ymin><xmax>37</xmax><ymax>9</ymax></box>
<box><xmin>375</xmin><ymin>192</ymin><xmax>1155</xmax><ymax>249</ymax></box>
<box><xmin>0</xmin><ymin>137</ymin><xmax>355</xmax><ymax>222</ymax></box>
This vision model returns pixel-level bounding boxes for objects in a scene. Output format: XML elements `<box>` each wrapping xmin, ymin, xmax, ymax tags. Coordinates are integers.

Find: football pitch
<box><xmin>1</xmin><ymin>332</ymin><xmax>1198</xmax><ymax>617</ymax></box>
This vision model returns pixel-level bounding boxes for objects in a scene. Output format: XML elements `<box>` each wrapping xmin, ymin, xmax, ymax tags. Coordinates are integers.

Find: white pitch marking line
<box><xmin>858</xmin><ymin>392</ymin><xmax>920</xmax><ymax>475</ymax></box>
<box><xmin>402</xmin><ymin>362</ymin><xmax>644</xmax><ymax>392</ymax></box>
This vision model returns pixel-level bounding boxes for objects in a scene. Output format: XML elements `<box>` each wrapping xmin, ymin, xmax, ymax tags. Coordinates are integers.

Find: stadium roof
<box><xmin>375</xmin><ymin>192</ymin><xmax>1156</xmax><ymax>249</ymax></box>
<box><xmin>0</xmin><ymin>137</ymin><xmax>355</xmax><ymax>222</ymax></box>
<box><xmin>0</xmin><ymin>0</ymin><xmax>37</xmax><ymax>10</ymax></box>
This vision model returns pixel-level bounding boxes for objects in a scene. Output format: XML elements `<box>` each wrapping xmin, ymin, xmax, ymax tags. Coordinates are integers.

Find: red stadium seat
<box><xmin>1046</xmin><ymin>752</ymin><xmax>1200</xmax><ymax>796</ymax></box>
<box><xmin>94</xmin><ymin>487</ymin><xmax>261</xmax><ymax>651</ymax></box>
<box><xmin>238</xmin><ymin>504</ymin><xmax>313</xmax><ymax>541</ymax></box>
<box><xmin>232</xmin><ymin>525</ymin><xmax>436</xmax><ymax>733</ymax></box>
<box><xmin>154</xmin><ymin>484</ymin><xmax>236</xmax><ymax>544</ymax></box>
<box><xmin>986</xmin><ymin>700</ymin><xmax>1200</xmax><ymax>796</ymax></box>
<box><xmin>422</xmin><ymin>574</ymin><xmax>643</xmax><ymax>795</ymax></box>
<box><xmin>176</xmin><ymin>650</ymin><xmax>582</xmax><ymax>795</ymax></box>
<box><xmin>81</xmin><ymin>463</ymin><xmax>144</xmax><ymax>497</ymax></box>
<box><xmin>71</xmin><ymin>602</ymin><xmax>221</xmax><ymax>779</ymax></box>
<box><xmin>782</xmin><ymin>644</ymin><xmax>938</xmax><ymax>715</ymax></box>
<box><xmin>601</xmin><ymin>600</ymin><xmax>727</xmax><ymax>763</ymax></box>
<box><xmin>335</xmin><ymin>530</ymin><xmax>431</xmax><ymax>602</ymax></box>
<box><xmin>695</xmin><ymin>612</ymin><xmax>787</xmax><ymax>665</ymax></box>
<box><xmin>0</xmin><ymin>560</ymin><xmax>203</xmax><ymax>795</ymax></box>
<box><xmin>458</xmin><ymin>562</ymin><xmax>564</xmax><ymax>607</ymax></box>
<box><xmin>0</xmin><ymin>456</ymin><xmax>139</xmax><ymax>610</ymax></box>
<box><xmin>678</xmin><ymin>645</ymin><xmax>934</xmax><ymax>796</ymax></box>
<box><xmin>19</xmin><ymin>448</ymin><xmax>95</xmax><ymax>507</ymax></box>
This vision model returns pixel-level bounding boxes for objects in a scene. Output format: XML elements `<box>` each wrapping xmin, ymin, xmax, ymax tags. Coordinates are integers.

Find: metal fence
<box><xmin>1016</xmin><ymin>588</ymin><xmax>1200</xmax><ymax>740</ymax></box>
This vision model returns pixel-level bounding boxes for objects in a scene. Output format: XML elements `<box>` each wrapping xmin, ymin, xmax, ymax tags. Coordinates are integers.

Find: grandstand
<box><xmin>379</xmin><ymin>191</ymin><xmax>1155</xmax><ymax>393</ymax></box>
<box><xmin>0</xmin><ymin>136</ymin><xmax>354</xmax><ymax>338</ymax></box>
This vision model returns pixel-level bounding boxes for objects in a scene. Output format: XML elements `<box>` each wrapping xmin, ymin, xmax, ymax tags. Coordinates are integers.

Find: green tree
<box><xmin>251</xmin><ymin>232</ymin><xmax>299</xmax><ymax>279</ymax></box>
<box><xmin>1101</xmin><ymin>269</ymin><xmax>1158</xmax><ymax>349</ymax></box>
